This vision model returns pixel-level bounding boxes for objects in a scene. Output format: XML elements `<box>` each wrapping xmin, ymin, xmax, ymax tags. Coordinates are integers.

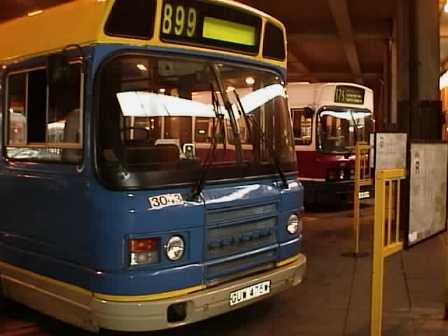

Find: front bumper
<box><xmin>302</xmin><ymin>180</ymin><xmax>354</xmax><ymax>204</ymax></box>
<box><xmin>92</xmin><ymin>253</ymin><xmax>306</xmax><ymax>332</ymax></box>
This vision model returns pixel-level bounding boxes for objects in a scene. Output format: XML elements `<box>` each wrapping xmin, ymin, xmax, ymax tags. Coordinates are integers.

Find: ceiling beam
<box><xmin>288</xmin><ymin>21</ymin><xmax>392</xmax><ymax>41</ymax></box>
<box><xmin>288</xmin><ymin>71</ymin><xmax>381</xmax><ymax>80</ymax></box>
<box><xmin>289</xmin><ymin>32</ymin><xmax>390</xmax><ymax>42</ymax></box>
<box><xmin>287</xmin><ymin>38</ymin><xmax>318</xmax><ymax>82</ymax></box>
<box><xmin>328</xmin><ymin>0</ymin><xmax>363</xmax><ymax>84</ymax></box>
<box><xmin>287</xmin><ymin>51</ymin><xmax>318</xmax><ymax>82</ymax></box>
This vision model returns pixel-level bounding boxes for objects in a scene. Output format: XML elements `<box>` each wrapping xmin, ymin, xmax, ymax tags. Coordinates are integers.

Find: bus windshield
<box><xmin>97</xmin><ymin>54</ymin><xmax>295</xmax><ymax>188</ymax></box>
<box><xmin>317</xmin><ymin>108</ymin><xmax>374</xmax><ymax>154</ymax></box>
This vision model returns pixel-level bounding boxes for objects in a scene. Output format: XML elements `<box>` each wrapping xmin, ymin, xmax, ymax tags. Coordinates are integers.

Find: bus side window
<box><xmin>6</xmin><ymin>63</ymin><xmax>82</xmax><ymax>163</ymax></box>
<box><xmin>292</xmin><ymin>108</ymin><xmax>312</xmax><ymax>145</ymax></box>
<box><xmin>195</xmin><ymin>117</ymin><xmax>211</xmax><ymax>143</ymax></box>
<box><xmin>7</xmin><ymin>73</ymin><xmax>27</xmax><ymax>146</ymax></box>
<box><xmin>49</xmin><ymin>63</ymin><xmax>82</xmax><ymax>145</ymax></box>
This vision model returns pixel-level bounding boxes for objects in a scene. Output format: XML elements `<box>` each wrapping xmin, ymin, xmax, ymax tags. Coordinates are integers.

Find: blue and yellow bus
<box><xmin>0</xmin><ymin>0</ymin><xmax>305</xmax><ymax>332</ymax></box>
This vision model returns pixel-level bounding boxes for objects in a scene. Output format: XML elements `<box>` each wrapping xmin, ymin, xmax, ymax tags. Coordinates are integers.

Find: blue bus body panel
<box><xmin>0</xmin><ymin>175</ymin><xmax>303</xmax><ymax>295</ymax></box>
<box><xmin>0</xmin><ymin>44</ymin><xmax>303</xmax><ymax>296</ymax></box>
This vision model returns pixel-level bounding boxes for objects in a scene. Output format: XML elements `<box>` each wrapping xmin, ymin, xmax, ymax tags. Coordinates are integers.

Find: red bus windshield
<box><xmin>317</xmin><ymin>108</ymin><xmax>374</xmax><ymax>154</ymax></box>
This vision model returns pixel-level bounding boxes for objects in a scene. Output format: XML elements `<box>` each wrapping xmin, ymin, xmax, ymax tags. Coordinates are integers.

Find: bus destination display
<box><xmin>160</xmin><ymin>0</ymin><xmax>261</xmax><ymax>54</ymax></box>
<box><xmin>334</xmin><ymin>86</ymin><xmax>365</xmax><ymax>105</ymax></box>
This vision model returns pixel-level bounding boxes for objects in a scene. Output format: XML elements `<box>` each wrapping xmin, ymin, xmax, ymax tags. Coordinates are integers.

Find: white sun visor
<box><xmin>319</xmin><ymin>110</ymin><xmax>372</xmax><ymax>120</ymax></box>
<box><xmin>116</xmin><ymin>91</ymin><xmax>219</xmax><ymax>118</ymax></box>
<box><xmin>116</xmin><ymin>85</ymin><xmax>286</xmax><ymax>119</ymax></box>
<box><xmin>239</xmin><ymin>84</ymin><xmax>286</xmax><ymax>114</ymax></box>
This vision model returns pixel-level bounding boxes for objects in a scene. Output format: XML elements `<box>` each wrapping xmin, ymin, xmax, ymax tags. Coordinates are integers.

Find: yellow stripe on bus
<box><xmin>276</xmin><ymin>254</ymin><xmax>301</xmax><ymax>268</ymax></box>
<box><xmin>94</xmin><ymin>284</ymin><xmax>206</xmax><ymax>302</ymax></box>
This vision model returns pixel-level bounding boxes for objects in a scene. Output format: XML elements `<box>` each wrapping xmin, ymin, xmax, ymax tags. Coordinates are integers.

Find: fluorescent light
<box><xmin>136</xmin><ymin>64</ymin><xmax>148</xmax><ymax>71</ymax></box>
<box><xmin>444</xmin><ymin>2</ymin><xmax>448</xmax><ymax>13</ymax></box>
<box><xmin>245</xmin><ymin>77</ymin><xmax>255</xmax><ymax>85</ymax></box>
<box><xmin>440</xmin><ymin>71</ymin><xmax>448</xmax><ymax>89</ymax></box>
<box><xmin>27</xmin><ymin>10</ymin><xmax>43</xmax><ymax>17</ymax></box>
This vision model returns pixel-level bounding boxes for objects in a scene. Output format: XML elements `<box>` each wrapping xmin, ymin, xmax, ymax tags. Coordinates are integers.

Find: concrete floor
<box><xmin>1</xmin><ymin>204</ymin><xmax>448</xmax><ymax>335</ymax></box>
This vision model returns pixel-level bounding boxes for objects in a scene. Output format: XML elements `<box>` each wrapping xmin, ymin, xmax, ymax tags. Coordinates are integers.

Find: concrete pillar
<box><xmin>398</xmin><ymin>0</ymin><xmax>442</xmax><ymax>140</ymax></box>
<box><xmin>390</xmin><ymin>22</ymin><xmax>398</xmax><ymax>125</ymax></box>
<box><xmin>415</xmin><ymin>0</ymin><xmax>440</xmax><ymax>101</ymax></box>
<box><xmin>397</xmin><ymin>0</ymin><xmax>411</xmax><ymax>133</ymax></box>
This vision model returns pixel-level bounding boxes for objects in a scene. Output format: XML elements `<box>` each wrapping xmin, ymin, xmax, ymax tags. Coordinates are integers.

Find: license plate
<box><xmin>229</xmin><ymin>281</ymin><xmax>271</xmax><ymax>306</ymax></box>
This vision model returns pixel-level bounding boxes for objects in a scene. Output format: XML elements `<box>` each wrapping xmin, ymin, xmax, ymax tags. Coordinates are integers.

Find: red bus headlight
<box><xmin>128</xmin><ymin>238</ymin><xmax>160</xmax><ymax>266</ymax></box>
<box><xmin>327</xmin><ymin>168</ymin><xmax>336</xmax><ymax>181</ymax></box>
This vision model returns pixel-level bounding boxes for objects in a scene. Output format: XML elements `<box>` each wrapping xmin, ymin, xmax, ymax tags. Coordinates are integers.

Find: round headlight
<box><xmin>166</xmin><ymin>236</ymin><xmax>185</xmax><ymax>261</ymax></box>
<box><xmin>287</xmin><ymin>214</ymin><xmax>303</xmax><ymax>235</ymax></box>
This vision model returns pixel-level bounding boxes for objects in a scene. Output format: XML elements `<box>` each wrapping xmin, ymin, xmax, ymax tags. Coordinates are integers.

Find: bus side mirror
<box><xmin>303</xmin><ymin>107</ymin><xmax>315</xmax><ymax>119</ymax></box>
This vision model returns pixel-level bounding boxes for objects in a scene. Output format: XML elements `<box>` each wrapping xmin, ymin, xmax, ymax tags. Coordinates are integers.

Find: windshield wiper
<box><xmin>232</xmin><ymin>89</ymin><xmax>288</xmax><ymax>189</ymax></box>
<box><xmin>349</xmin><ymin>110</ymin><xmax>359</xmax><ymax>143</ymax></box>
<box><xmin>346</xmin><ymin>110</ymin><xmax>360</xmax><ymax>158</ymax></box>
<box><xmin>188</xmin><ymin>84</ymin><xmax>223</xmax><ymax>201</ymax></box>
<box><xmin>211</xmin><ymin>64</ymin><xmax>243</xmax><ymax>163</ymax></box>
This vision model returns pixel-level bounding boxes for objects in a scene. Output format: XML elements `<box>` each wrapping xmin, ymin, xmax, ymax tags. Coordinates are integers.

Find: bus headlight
<box><xmin>166</xmin><ymin>236</ymin><xmax>185</xmax><ymax>261</ymax></box>
<box><xmin>286</xmin><ymin>214</ymin><xmax>303</xmax><ymax>235</ymax></box>
<box><xmin>327</xmin><ymin>168</ymin><xmax>336</xmax><ymax>181</ymax></box>
<box><xmin>327</xmin><ymin>168</ymin><xmax>348</xmax><ymax>181</ymax></box>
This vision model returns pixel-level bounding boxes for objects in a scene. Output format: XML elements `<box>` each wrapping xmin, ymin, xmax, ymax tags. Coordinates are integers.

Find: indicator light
<box><xmin>128</xmin><ymin>238</ymin><xmax>159</xmax><ymax>266</ymax></box>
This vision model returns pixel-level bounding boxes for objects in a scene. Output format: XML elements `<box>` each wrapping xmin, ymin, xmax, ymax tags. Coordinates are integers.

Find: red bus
<box><xmin>288</xmin><ymin>83</ymin><xmax>374</xmax><ymax>205</ymax></box>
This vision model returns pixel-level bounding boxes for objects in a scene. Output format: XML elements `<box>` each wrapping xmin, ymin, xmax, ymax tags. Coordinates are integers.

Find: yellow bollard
<box><xmin>353</xmin><ymin>142</ymin><xmax>373</xmax><ymax>256</ymax></box>
<box><xmin>370</xmin><ymin>169</ymin><xmax>405</xmax><ymax>336</ymax></box>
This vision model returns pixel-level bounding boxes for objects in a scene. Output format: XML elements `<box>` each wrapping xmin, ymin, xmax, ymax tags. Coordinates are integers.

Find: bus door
<box><xmin>291</xmin><ymin>107</ymin><xmax>316</xmax><ymax>178</ymax></box>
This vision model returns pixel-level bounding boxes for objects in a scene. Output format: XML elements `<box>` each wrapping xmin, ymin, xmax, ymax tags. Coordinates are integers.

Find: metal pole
<box><xmin>445</xmin><ymin>231</ymin><xmax>448</xmax><ymax>320</ymax></box>
<box><xmin>354</xmin><ymin>143</ymin><xmax>361</xmax><ymax>255</ymax></box>
<box><xmin>371</xmin><ymin>171</ymin><xmax>386</xmax><ymax>336</ymax></box>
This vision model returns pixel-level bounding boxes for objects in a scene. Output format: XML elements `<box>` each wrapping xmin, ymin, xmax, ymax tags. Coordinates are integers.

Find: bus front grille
<box><xmin>206</xmin><ymin>218</ymin><xmax>276</xmax><ymax>259</ymax></box>
<box><xmin>205</xmin><ymin>204</ymin><xmax>278</xmax><ymax>280</ymax></box>
<box><xmin>206</xmin><ymin>249</ymin><xmax>276</xmax><ymax>283</ymax></box>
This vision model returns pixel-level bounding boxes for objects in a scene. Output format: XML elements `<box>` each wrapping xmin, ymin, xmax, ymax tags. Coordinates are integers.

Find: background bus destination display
<box><xmin>160</xmin><ymin>0</ymin><xmax>261</xmax><ymax>53</ymax></box>
<box><xmin>334</xmin><ymin>85</ymin><xmax>365</xmax><ymax>105</ymax></box>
